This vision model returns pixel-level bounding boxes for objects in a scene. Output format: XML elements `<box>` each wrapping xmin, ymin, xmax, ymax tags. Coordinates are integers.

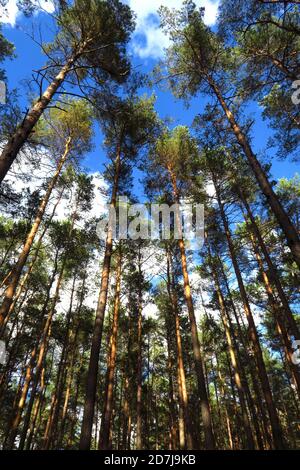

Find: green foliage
<box><xmin>35</xmin><ymin>98</ymin><xmax>94</xmax><ymax>155</ymax></box>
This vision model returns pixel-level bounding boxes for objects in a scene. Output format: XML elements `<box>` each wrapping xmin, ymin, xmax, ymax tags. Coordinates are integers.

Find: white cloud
<box><xmin>1</xmin><ymin>1</ymin><xmax>219</xmax><ymax>60</ymax></box>
<box><xmin>127</xmin><ymin>0</ymin><xmax>220</xmax><ymax>59</ymax></box>
<box><xmin>0</xmin><ymin>0</ymin><xmax>55</xmax><ymax>26</ymax></box>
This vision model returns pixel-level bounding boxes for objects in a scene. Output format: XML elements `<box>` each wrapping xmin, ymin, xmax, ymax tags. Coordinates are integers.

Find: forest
<box><xmin>0</xmin><ymin>0</ymin><xmax>299</xmax><ymax>452</ymax></box>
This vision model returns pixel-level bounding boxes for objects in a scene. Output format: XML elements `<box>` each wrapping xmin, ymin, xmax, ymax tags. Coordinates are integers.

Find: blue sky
<box><xmin>1</xmin><ymin>1</ymin><xmax>298</xmax><ymax>202</ymax></box>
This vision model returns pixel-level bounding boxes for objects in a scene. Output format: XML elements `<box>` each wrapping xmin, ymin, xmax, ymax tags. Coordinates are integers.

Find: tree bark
<box><xmin>238</xmin><ymin>190</ymin><xmax>300</xmax><ymax>340</ymax></box>
<box><xmin>166</xmin><ymin>246</ymin><xmax>194</xmax><ymax>449</ymax></box>
<box><xmin>99</xmin><ymin>247</ymin><xmax>122</xmax><ymax>449</ymax></box>
<box><xmin>0</xmin><ymin>55</ymin><xmax>77</xmax><ymax>183</ymax></box>
<box><xmin>168</xmin><ymin>168</ymin><xmax>215</xmax><ymax>450</ymax></box>
<box><xmin>208</xmin><ymin>76</ymin><xmax>300</xmax><ymax>269</ymax></box>
<box><xmin>213</xmin><ymin>178</ymin><xmax>286</xmax><ymax>449</ymax></box>
<box><xmin>0</xmin><ymin>136</ymin><xmax>72</xmax><ymax>329</ymax></box>
<box><xmin>136</xmin><ymin>245</ymin><xmax>143</xmax><ymax>450</ymax></box>
<box><xmin>79</xmin><ymin>143</ymin><xmax>121</xmax><ymax>450</ymax></box>
<box><xmin>207</xmin><ymin>241</ymin><xmax>255</xmax><ymax>449</ymax></box>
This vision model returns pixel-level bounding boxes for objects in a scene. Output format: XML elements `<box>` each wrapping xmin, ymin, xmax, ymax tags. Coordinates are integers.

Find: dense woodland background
<box><xmin>0</xmin><ymin>0</ymin><xmax>299</xmax><ymax>451</ymax></box>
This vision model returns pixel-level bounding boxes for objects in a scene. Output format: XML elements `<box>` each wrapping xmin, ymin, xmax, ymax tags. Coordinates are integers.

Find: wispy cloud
<box><xmin>127</xmin><ymin>0</ymin><xmax>220</xmax><ymax>59</ymax></box>
<box><xmin>1</xmin><ymin>1</ymin><xmax>219</xmax><ymax>60</ymax></box>
<box><xmin>0</xmin><ymin>0</ymin><xmax>55</xmax><ymax>26</ymax></box>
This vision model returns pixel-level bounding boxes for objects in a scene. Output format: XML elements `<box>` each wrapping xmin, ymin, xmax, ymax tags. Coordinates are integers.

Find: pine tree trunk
<box><xmin>249</xmin><ymin>232</ymin><xmax>300</xmax><ymax>399</ymax></box>
<box><xmin>215</xmin><ymin>360</ymin><xmax>234</xmax><ymax>449</ymax></box>
<box><xmin>99</xmin><ymin>247</ymin><xmax>122</xmax><ymax>449</ymax></box>
<box><xmin>216</xmin><ymin>257</ymin><xmax>270</xmax><ymax>449</ymax></box>
<box><xmin>208</xmin><ymin>77</ymin><xmax>300</xmax><ymax>268</ymax></box>
<box><xmin>238</xmin><ymin>191</ymin><xmax>300</xmax><ymax>340</ymax></box>
<box><xmin>164</xmin><ymin>294</ymin><xmax>179</xmax><ymax>450</ymax></box>
<box><xmin>213</xmin><ymin>179</ymin><xmax>286</xmax><ymax>449</ymax></box>
<box><xmin>208</xmin><ymin>243</ymin><xmax>255</xmax><ymax>449</ymax></box>
<box><xmin>166</xmin><ymin>247</ymin><xmax>194</xmax><ymax>449</ymax></box>
<box><xmin>0</xmin><ymin>137</ymin><xmax>72</xmax><ymax>328</ymax></box>
<box><xmin>136</xmin><ymin>245</ymin><xmax>143</xmax><ymax>450</ymax></box>
<box><xmin>80</xmin><ymin>143</ymin><xmax>121</xmax><ymax>450</ymax></box>
<box><xmin>0</xmin><ymin>56</ymin><xmax>76</xmax><ymax>183</ymax></box>
<box><xmin>42</xmin><ymin>271</ymin><xmax>77</xmax><ymax>450</ymax></box>
<box><xmin>168</xmin><ymin>168</ymin><xmax>215</xmax><ymax>450</ymax></box>
<box><xmin>0</xmin><ymin>186</ymin><xmax>65</xmax><ymax>338</ymax></box>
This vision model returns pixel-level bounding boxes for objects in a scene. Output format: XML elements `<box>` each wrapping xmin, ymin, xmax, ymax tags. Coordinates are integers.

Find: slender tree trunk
<box><xmin>80</xmin><ymin>143</ymin><xmax>121</xmax><ymax>450</ymax></box>
<box><xmin>168</xmin><ymin>168</ymin><xmax>215</xmax><ymax>450</ymax></box>
<box><xmin>0</xmin><ymin>54</ymin><xmax>77</xmax><ymax>183</ymax></box>
<box><xmin>121</xmin><ymin>308</ymin><xmax>133</xmax><ymax>451</ymax></box>
<box><xmin>249</xmin><ymin>232</ymin><xmax>300</xmax><ymax>399</ymax></box>
<box><xmin>136</xmin><ymin>245</ymin><xmax>143</xmax><ymax>450</ymax></box>
<box><xmin>208</xmin><ymin>243</ymin><xmax>255</xmax><ymax>449</ymax></box>
<box><xmin>213</xmin><ymin>179</ymin><xmax>286</xmax><ymax>449</ymax></box>
<box><xmin>216</xmin><ymin>256</ymin><xmax>270</xmax><ymax>449</ymax></box>
<box><xmin>208</xmin><ymin>76</ymin><xmax>300</xmax><ymax>268</ymax></box>
<box><xmin>164</xmin><ymin>293</ymin><xmax>179</xmax><ymax>450</ymax></box>
<box><xmin>216</xmin><ymin>360</ymin><xmax>234</xmax><ymax>450</ymax></box>
<box><xmin>166</xmin><ymin>247</ymin><xmax>194</xmax><ymax>449</ymax></box>
<box><xmin>0</xmin><ymin>186</ymin><xmax>65</xmax><ymax>338</ymax></box>
<box><xmin>42</xmin><ymin>272</ymin><xmax>77</xmax><ymax>450</ymax></box>
<box><xmin>57</xmin><ymin>283</ymin><xmax>86</xmax><ymax>448</ymax></box>
<box><xmin>99</xmin><ymin>247</ymin><xmax>122</xmax><ymax>449</ymax></box>
<box><xmin>238</xmin><ymin>191</ymin><xmax>300</xmax><ymax>340</ymax></box>
<box><xmin>0</xmin><ymin>137</ymin><xmax>72</xmax><ymax>328</ymax></box>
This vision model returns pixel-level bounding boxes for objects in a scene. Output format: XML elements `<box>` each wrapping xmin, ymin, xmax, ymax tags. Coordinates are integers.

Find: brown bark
<box><xmin>249</xmin><ymin>231</ymin><xmax>300</xmax><ymax>399</ymax></box>
<box><xmin>164</xmin><ymin>278</ymin><xmax>179</xmax><ymax>450</ymax></box>
<box><xmin>0</xmin><ymin>186</ymin><xmax>65</xmax><ymax>339</ymax></box>
<box><xmin>213</xmin><ymin>178</ymin><xmax>286</xmax><ymax>449</ymax></box>
<box><xmin>166</xmin><ymin>247</ymin><xmax>194</xmax><ymax>449</ymax></box>
<box><xmin>208</xmin><ymin>76</ymin><xmax>300</xmax><ymax>269</ymax></box>
<box><xmin>0</xmin><ymin>137</ymin><xmax>72</xmax><ymax>329</ymax></box>
<box><xmin>136</xmin><ymin>245</ymin><xmax>143</xmax><ymax>450</ymax></box>
<box><xmin>99</xmin><ymin>247</ymin><xmax>122</xmax><ymax>449</ymax></box>
<box><xmin>215</xmin><ymin>256</ymin><xmax>271</xmax><ymax>449</ymax></box>
<box><xmin>238</xmin><ymin>190</ymin><xmax>300</xmax><ymax>340</ymax></box>
<box><xmin>216</xmin><ymin>361</ymin><xmax>234</xmax><ymax>450</ymax></box>
<box><xmin>208</xmin><ymin>243</ymin><xmax>255</xmax><ymax>449</ymax></box>
<box><xmin>121</xmin><ymin>311</ymin><xmax>133</xmax><ymax>450</ymax></box>
<box><xmin>0</xmin><ymin>51</ymin><xmax>79</xmax><ymax>183</ymax></box>
<box><xmin>79</xmin><ymin>144</ymin><xmax>121</xmax><ymax>450</ymax></box>
<box><xmin>42</xmin><ymin>273</ymin><xmax>76</xmax><ymax>450</ymax></box>
<box><xmin>168</xmin><ymin>168</ymin><xmax>215</xmax><ymax>450</ymax></box>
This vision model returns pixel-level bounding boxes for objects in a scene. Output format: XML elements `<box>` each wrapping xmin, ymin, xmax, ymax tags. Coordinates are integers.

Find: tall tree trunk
<box><xmin>99</xmin><ymin>247</ymin><xmax>122</xmax><ymax>449</ymax></box>
<box><xmin>216</xmin><ymin>254</ymin><xmax>266</xmax><ymax>450</ymax></box>
<box><xmin>215</xmin><ymin>359</ymin><xmax>234</xmax><ymax>449</ymax></box>
<box><xmin>166</xmin><ymin>246</ymin><xmax>194</xmax><ymax>449</ymax></box>
<box><xmin>0</xmin><ymin>137</ymin><xmax>72</xmax><ymax>328</ymax></box>
<box><xmin>207</xmin><ymin>242</ymin><xmax>255</xmax><ymax>449</ymax></box>
<box><xmin>121</xmin><ymin>307</ymin><xmax>133</xmax><ymax>451</ymax></box>
<box><xmin>80</xmin><ymin>143</ymin><xmax>121</xmax><ymax>450</ymax></box>
<box><xmin>0</xmin><ymin>186</ymin><xmax>65</xmax><ymax>338</ymax></box>
<box><xmin>168</xmin><ymin>168</ymin><xmax>215</xmax><ymax>450</ymax></box>
<box><xmin>208</xmin><ymin>76</ymin><xmax>300</xmax><ymax>268</ymax></box>
<box><xmin>237</xmin><ymin>190</ymin><xmax>300</xmax><ymax>340</ymax></box>
<box><xmin>42</xmin><ymin>272</ymin><xmax>77</xmax><ymax>450</ymax></box>
<box><xmin>213</xmin><ymin>178</ymin><xmax>286</xmax><ymax>449</ymax></box>
<box><xmin>0</xmin><ymin>53</ymin><xmax>78</xmax><ymax>183</ymax></box>
<box><xmin>2</xmin><ymin>248</ymin><xmax>60</xmax><ymax>448</ymax></box>
<box><xmin>249</xmin><ymin>231</ymin><xmax>300</xmax><ymax>399</ymax></box>
<box><xmin>136</xmin><ymin>245</ymin><xmax>143</xmax><ymax>450</ymax></box>
<box><xmin>57</xmin><ymin>280</ymin><xmax>86</xmax><ymax>448</ymax></box>
<box><xmin>164</xmin><ymin>286</ymin><xmax>179</xmax><ymax>450</ymax></box>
